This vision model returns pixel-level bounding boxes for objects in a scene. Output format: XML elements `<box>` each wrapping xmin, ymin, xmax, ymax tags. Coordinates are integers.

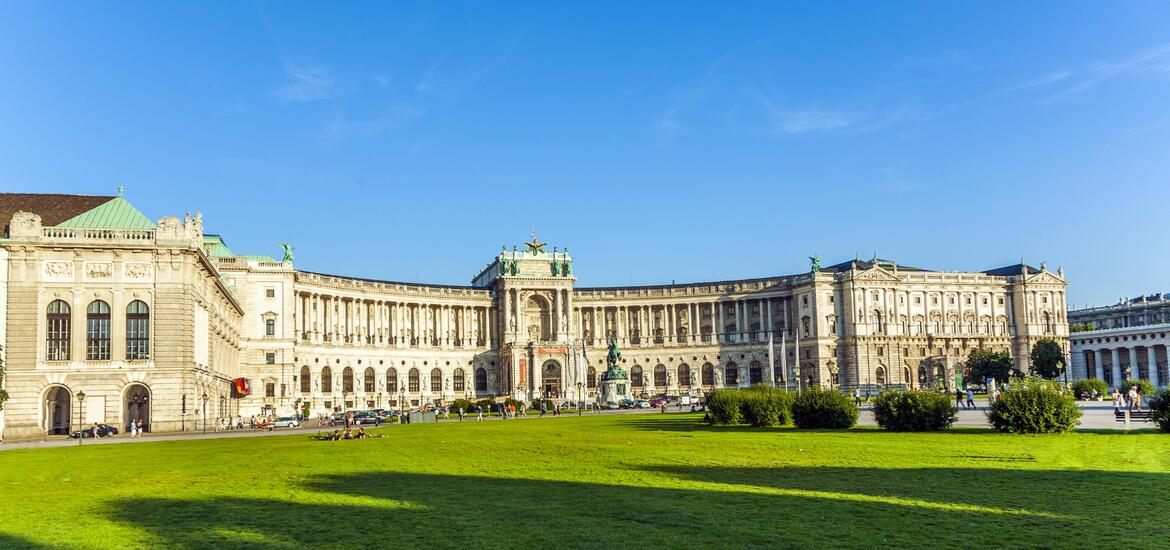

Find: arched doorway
<box><xmin>124</xmin><ymin>383</ymin><xmax>150</xmax><ymax>433</ymax></box>
<box><xmin>541</xmin><ymin>360</ymin><xmax>562</xmax><ymax>398</ymax></box>
<box><xmin>875</xmin><ymin>366</ymin><xmax>887</xmax><ymax>387</ymax></box>
<box><xmin>44</xmin><ymin>385</ymin><xmax>72</xmax><ymax>435</ymax></box>
<box><xmin>524</xmin><ymin>295</ymin><xmax>551</xmax><ymax>341</ymax></box>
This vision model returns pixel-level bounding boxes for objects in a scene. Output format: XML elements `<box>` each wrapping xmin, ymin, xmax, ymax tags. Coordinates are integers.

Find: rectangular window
<box><xmin>266</xmin><ymin>289</ymin><xmax>275</xmax><ymax>298</ymax></box>
<box><xmin>265</xmin><ymin>352</ymin><xmax>276</xmax><ymax>364</ymax></box>
<box><xmin>265</xmin><ymin>383</ymin><xmax>275</xmax><ymax>397</ymax></box>
<box><xmin>127</xmin><ymin>313</ymin><xmax>149</xmax><ymax>360</ymax></box>
<box><xmin>47</xmin><ymin>314</ymin><xmax>71</xmax><ymax>361</ymax></box>
<box><xmin>265</xmin><ymin>318</ymin><xmax>275</xmax><ymax>336</ymax></box>
<box><xmin>87</xmin><ymin>316</ymin><xmax>111</xmax><ymax>360</ymax></box>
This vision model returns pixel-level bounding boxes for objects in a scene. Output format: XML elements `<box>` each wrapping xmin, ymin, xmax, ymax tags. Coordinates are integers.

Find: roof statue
<box><xmin>280</xmin><ymin>242</ymin><xmax>294</xmax><ymax>263</ymax></box>
<box><xmin>524</xmin><ymin>228</ymin><xmax>547</xmax><ymax>255</ymax></box>
<box><xmin>810</xmin><ymin>255</ymin><xmax>821</xmax><ymax>273</ymax></box>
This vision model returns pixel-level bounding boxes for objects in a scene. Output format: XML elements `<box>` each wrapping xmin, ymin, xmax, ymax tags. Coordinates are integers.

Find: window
<box><xmin>265</xmin><ymin>383</ymin><xmax>275</xmax><ymax>397</ymax></box>
<box><xmin>265</xmin><ymin>318</ymin><xmax>276</xmax><ymax>337</ymax></box>
<box><xmin>342</xmin><ymin>367</ymin><xmax>354</xmax><ymax>392</ymax></box>
<box><xmin>364</xmin><ymin>367</ymin><xmax>375</xmax><ymax>392</ymax></box>
<box><xmin>86</xmin><ymin>300</ymin><xmax>111</xmax><ymax>360</ymax></box>
<box><xmin>654</xmin><ymin>364</ymin><xmax>667</xmax><ymax>386</ymax></box>
<box><xmin>475</xmin><ymin>368</ymin><xmax>488</xmax><ymax>392</ymax></box>
<box><xmin>914</xmin><ymin>296</ymin><xmax>921</xmax><ymax>304</ymax></box>
<box><xmin>126</xmin><ymin>300</ymin><xmax>150</xmax><ymax>360</ymax></box>
<box><xmin>321</xmin><ymin>366</ymin><xmax>333</xmax><ymax>393</ymax></box>
<box><xmin>701</xmin><ymin>363</ymin><xmax>715</xmax><ymax>385</ymax></box>
<box><xmin>386</xmin><ymin>368</ymin><xmax>398</xmax><ymax>393</ymax></box>
<box><xmin>265</xmin><ymin>353</ymin><xmax>276</xmax><ymax>364</ymax></box>
<box><xmin>431</xmin><ymin>368</ymin><xmax>442</xmax><ymax>392</ymax></box>
<box><xmin>454</xmin><ymin>368</ymin><xmax>465</xmax><ymax>392</ymax></box>
<box><xmin>408</xmin><ymin>368</ymin><xmax>420</xmax><ymax>392</ymax></box>
<box><xmin>265</xmin><ymin>289</ymin><xmax>275</xmax><ymax>298</ymax></box>
<box><xmin>631</xmin><ymin>366</ymin><xmax>644</xmax><ymax>387</ymax></box>
<box><xmin>725</xmin><ymin>362</ymin><xmax>739</xmax><ymax>385</ymax></box>
<box><xmin>300</xmin><ymin>366</ymin><xmax>311</xmax><ymax>393</ymax></box>
<box><xmin>588</xmin><ymin>367</ymin><xmax>597</xmax><ymax>388</ymax></box>
<box><xmin>46</xmin><ymin>300</ymin><xmax>71</xmax><ymax>361</ymax></box>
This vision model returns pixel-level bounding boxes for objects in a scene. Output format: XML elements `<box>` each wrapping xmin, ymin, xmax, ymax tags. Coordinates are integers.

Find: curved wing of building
<box><xmin>0</xmin><ymin>192</ymin><xmax>1070</xmax><ymax>439</ymax></box>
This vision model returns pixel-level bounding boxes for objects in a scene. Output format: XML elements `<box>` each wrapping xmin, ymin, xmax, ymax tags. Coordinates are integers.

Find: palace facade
<box><xmin>0</xmin><ymin>192</ymin><xmax>1070</xmax><ymax>440</ymax></box>
<box><xmin>1067</xmin><ymin>296</ymin><xmax>1170</xmax><ymax>388</ymax></box>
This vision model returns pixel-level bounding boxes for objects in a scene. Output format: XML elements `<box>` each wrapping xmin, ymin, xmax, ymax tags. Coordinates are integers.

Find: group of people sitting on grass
<box><xmin>326</xmin><ymin>427</ymin><xmax>369</xmax><ymax>440</ymax></box>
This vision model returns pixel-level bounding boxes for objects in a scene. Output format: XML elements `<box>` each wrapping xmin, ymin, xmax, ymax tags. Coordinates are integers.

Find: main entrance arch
<box><xmin>43</xmin><ymin>385</ymin><xmax>72</xmax><ymax>435</ymax></box>
<box><xmin>124</xmin><ymin>383</ymin><xmax>151</xmax><ymax>433</ymax></box>
<box><xmin>541</xmin><ymin>360</ymin><xmax>562</xmax><ymax>398</ymax></box>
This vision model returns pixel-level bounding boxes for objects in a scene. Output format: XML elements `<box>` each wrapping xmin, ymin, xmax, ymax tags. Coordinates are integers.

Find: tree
<box><xmin>0</xmin><ymin>344</ymin><xmax>7</xmax><ymax>411</ymax></box>
<box><xmin>1030</xmin><ymin>338</ymin><xmax>1066</xmax><ymax>380</ymax></box>
<box><xmin>965</xmin><ymin>348</ymin><xmax>1018</xmax><ymax>385</ymax></box>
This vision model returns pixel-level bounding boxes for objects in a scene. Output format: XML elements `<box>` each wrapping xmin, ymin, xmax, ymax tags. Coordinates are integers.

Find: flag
<box><xmin>767</xmin><ymin>331</ymin><xmax>776</xmax><ymax>387</ymax></box>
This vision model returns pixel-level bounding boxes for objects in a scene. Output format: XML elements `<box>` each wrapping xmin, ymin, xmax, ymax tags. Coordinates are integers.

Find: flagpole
<box><xmin>767</xmin><ymin>330</ymin><xmax>775</xmax><ymax>388</ymax></box>
<box><xmin>780</xmin><ymin>330</ymin><xmax>788</xmax><ymax>393</ymax></box>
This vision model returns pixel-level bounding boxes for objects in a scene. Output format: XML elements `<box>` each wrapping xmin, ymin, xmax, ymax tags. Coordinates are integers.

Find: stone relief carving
<box><xmin>85</xmin><ymin>262</ymin><xmax>113</xmax><ymax>279</ymax></box>
<box><xmin>124</xmin><ymin>262</ymin><xmax>152</xmax><ymax>279</ymax></box>
<box><xmin>43</xmin><ymin>261</ymin><xmax>73</xmax><ymax>279</ymax></box>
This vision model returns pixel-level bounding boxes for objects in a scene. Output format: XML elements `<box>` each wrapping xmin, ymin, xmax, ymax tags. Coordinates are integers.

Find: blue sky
<box><xmin>1</xmin><ymin>2</ymin><xmax>1168</xmax><ymax>307</ymax></box>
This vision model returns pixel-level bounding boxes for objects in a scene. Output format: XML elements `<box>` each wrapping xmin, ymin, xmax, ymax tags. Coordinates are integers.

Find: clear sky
<box><xmin>1</xmin><ymin>2</ymin><xmax>1168</xmax><ymax>307</ymax></box>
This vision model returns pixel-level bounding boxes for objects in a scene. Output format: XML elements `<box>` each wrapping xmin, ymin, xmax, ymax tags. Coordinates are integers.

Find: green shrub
<box><xmin>1149</xmin><ymin>390</ymin><xmax>1170</xmax><ymax>433</ymax></box>
<box><xmin>872</xmin><ymin>390</ymin><xmax>957</xmax><ymax>431</ymax></box>
<box><xmin>530</xmin><ymin>399</ymin><xmax>555</xmax><ymax>411</ymax></box>
<box><xmin>986</xmin><ymin>376</ymin><xmax>1082</xmax><ymax>434</ymax></box>
<box><xmin>1072</xmin><ymin>378</ymin><xmax>1108</xmax><ymax>399</ymax></box>
<box><xmin>1119</xmin><ymin>379</ymin><xmax>1156</xmax><ymax>398</ymax></box>
<box><xmin>449</xmin><ymin>399</ymin><xmax>474</xmax><ymax>413</ymax></box>
<box><xmin>705</xmin><ymin>389</ymin><xmax>744</xmax><ymax>425</ymax></box>
<box><xmin>705</xmin><ymin>386</ymin><xmax>795</xmax><ymax>426</ymax></box>
<box><xmin>475</xmin><ymin>399</ymin><xmax>493</xmax><ymax>411</ymax></box>
<box><xmin>791</xmin><ymin>387</ymin><xmax>858</xmax><ymax>429</ymax></box>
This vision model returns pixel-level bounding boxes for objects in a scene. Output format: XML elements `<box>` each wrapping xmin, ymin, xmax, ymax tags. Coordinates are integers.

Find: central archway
<box><xmin>541</xmin><ymin>360</ymin><xmax>562</xmax><ymax>398</ymax></box>
<box><xmin>44</xmin><ymin>385</ymin><xmax>72</xmax><ymax>435</ymax></box>
<box><xmin>525</xmin><ymin>295</ymin><xmax>551</xmax><ymax>342</ymax></box>
<box><xmin>124</xmin><ymin>383</ymin><xmax>151</xmax><ymax>433</ymax></box>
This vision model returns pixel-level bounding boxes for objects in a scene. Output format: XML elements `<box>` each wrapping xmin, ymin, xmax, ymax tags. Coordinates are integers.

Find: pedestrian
<box><xmin>540</xmin><ymin>401</ymin><xmax>547</xmax><ymax>417</ymax></box>
<box><xmin>1127</xmin><ymin>386</ymin><xmax>1138</xmax><ymax>412</ymax></box>
<box><xmin>853</xmin><ymin>388</ymin><xmax>861</xmax><ymax>407</ymax></box>
<box><xmin>136</xmin><ymin>418</ymin><xmax>144</xmax><ymax>437</ymax></box>
<box><xmin>1133</xmin><ymin>386</ymin><xmax>1143</xmax><ymax>411</ymax></box>
<box><xmin>966</xmin><ymin>388</ymin><xmax>975</xmax><ymax>410</ymax></box>
<box><xmin>955</xmin><ymin>388</ymin><xmax>964</xmax><ymax>410</ymax></box>
<box><xmin>458</xmin><ymin>407</ymin><xmax>464</xmax><ymax>422</ymax></box>
<box><xmin>92</xmin><ymin>422</ymin><xmax>101</xmax><ymax>440</ymax></box>
<box><xmin>1112</xmin><ymin>388</ymin><xmax>1122</xmax><ymax>414</ymax></box>
<box><xmin>476</xmin><ymin>404</ymin><xmax>484</xmax><ymax>421</ymax></box>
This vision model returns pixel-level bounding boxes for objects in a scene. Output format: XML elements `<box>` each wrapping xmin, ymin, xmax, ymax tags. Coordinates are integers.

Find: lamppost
<box><xmin>76</xmin><ymin>391</ymin><xmax>86</xmax><ymax>446</ymax></box>
<box><xmin>201</xmin><ymin>392</ymin><xmax>209</xmax><ymax>434</ymax></box>
<box><xmin>398</xmin><ymin>378</ymin><xmax>405</xmax><ymax>418</ymax></box>
<box><xmin>576</xmin><ymin>382</ymin><xmax>583</xmax><ymax>416</ymax></box>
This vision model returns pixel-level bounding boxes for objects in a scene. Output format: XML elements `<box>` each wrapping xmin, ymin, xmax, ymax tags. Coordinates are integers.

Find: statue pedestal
<box><xmin>598</xmin><ymin>371</ymin><xmax>630</xmax><ymax>405</ymax></box>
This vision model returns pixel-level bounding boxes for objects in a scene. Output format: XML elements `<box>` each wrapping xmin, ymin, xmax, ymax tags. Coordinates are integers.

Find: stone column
<box><xmin>1129</xmin><ymin>347</ymin><xmax>1139</xmax><ymax>380</ymax></box>
<box><xmin>1111</xmin><ymin>348</ymin><xmax>1122</xmax><ymax>387</ymax></box>
<box><xmin>716</xmin><ymin>301</ymin><xmax>724</xmax><ymax>344</ymax></box>
<box><xmin>1094</xmin><ymin>349</ymin><xmax>1105</xmax><ymax>380</ymax></box>
<box><xmin>1148</xmin><ymin>345</ymin><xmax>1160</xmax><ymax>387</ymax></box>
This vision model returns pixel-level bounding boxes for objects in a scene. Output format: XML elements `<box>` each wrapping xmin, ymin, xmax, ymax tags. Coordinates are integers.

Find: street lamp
<box><xmin>76</xmin><ymin>391</ymin><xmax>86</xmax><ymax>446</ymax></box>
<box><xmin>201</xmin><ymin>392</ymin><xmax>209</xmax><ymax>434</ymax></box>
<box><xmin>576</xmin><ymin>382</ymin><xmax>583</xmax><ymax>416</ymax></box>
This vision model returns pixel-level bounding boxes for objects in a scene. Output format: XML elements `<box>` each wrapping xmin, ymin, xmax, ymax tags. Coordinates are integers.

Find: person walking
<box><xmin>476</xmin><ymin>404</ymin><xmax>484</xmax><ymax>421</ymax></box>
<box><xmin>136</xmin><ymin>418</ymin><xmax>144</xmax><ymax>437</ymax></box>
<box><xmin>128</xmin><ymin>418</ymin><xmax>137</xmax><ymax>439</ymax></box>
<box><xmin>1112</xmin><ymin>388</ymin><xmax>1122</xmax><ymax>414</ymax></box>
<box><xmin>966</xmin><ymin>388</ymin><xmax>975</xmax><ymax>410</ymax></box>
<box><xmin>1127</xmin><ymin>386</ymin><xmax>1138</xmax><ymax>412</ymax></box>
<box><xmin>1133</xmin><ymin>386</ymin><xmax>1143</xmax><ymax>411</ymax></box>
<box><xmin>540</xmin><ymin>401</ymin><xmax>547</xmax><ymax>417</ymax></box>
<box><xmin>853</xmin><ymin>388</ymin><xmax>861</xmax><ymax>407</ymax></box>
<box><xmin>955</xmin><ymin>388</ymin><xmax>965</xmax><ymax>410</ymax></box>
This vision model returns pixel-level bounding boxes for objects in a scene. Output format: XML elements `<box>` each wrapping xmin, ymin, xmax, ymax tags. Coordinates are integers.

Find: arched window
<box><xmin>321</xmin><ymin>366</ymin><xmax>333</xmax><ymax>393</ymax></box>
<box><xmin>587</xmin><ymin>367</ymin><xmax>597</xmax><ymax>388</ymax></box>
<box><xmin>300</xmin><ymin>366</ymin><xmax>311</xmax><ymax>393</ymax></box>
<box><xmin>46</xmin><ymin>300</ymin><xmax>71</xmax><ymax>361</ymax></box>
<box><xmin>342</xmin><ymin>367</ymin><xmax>354</xmax><ymax>393</ymax></box>
<box><xmin>875</xmin><ymin>366</ymin><xmax>887</xmax><ymax>386</ymax></box>
<box><xmin>701</xmin><ymin>363</ymin><xmax>715</xmax><ymax>385</ymax></box>
<box><xmin>86</xmin><ymin>300</ymin><xmax>111</xmax><ymax>360</ymax></box>
<box><xmin>749</xmin><ymin>360</ymin><xmax>763</xmax><ymax>384</ymax></box>
<box><xmin>431</xmin><ymin>368</ymin><xmax>442</xmax><ymax>391</ymax></box>
<box><xmin>631</xmin><ymin>365</ymin><xmax>644</xmax><ymax>387</ymax></box>
<box><xmin>677</xmin><ymin>364</ymin><xmax>691</xmax><ymax>387</ymax></box>
<box><xmin>454</xmin><ymin>368</ymin><xmax>466</xmax><ymax>392</ymax></box>
<box><xmin>386</xmin><ymin>368</ymin><xmax>398</xmax><ymax>393</ymax></box>
<box><xmin>654</xmin><ymin>364</ymin><xmax>667</xmax><ymax>387</ymax></box>
<box><xmin>475</xmin><ymin>368</ymin><xmax>487</xmax><ymax>392</ymax></box>
<box><xmin>408</xmin><ymin>368</ymin><xmax>420</xmax><ymax>392</ymax></box>
<box><xmin>725</xmin><ymin>362</ymin><xmax>739</xmax><ymax>385</ymax></box>
<box><xmin>126</xmin><ymin>300</ymin><xmax>149</xmax><ymax>360</ymax></box>
<box><xmin>363</xmin><ymin>367</ymin><xmax>375</xmax><ymax>393</ymax></box>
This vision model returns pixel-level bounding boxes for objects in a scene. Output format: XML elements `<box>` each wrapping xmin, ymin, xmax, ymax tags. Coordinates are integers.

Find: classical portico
<box><xmin>1070</xmin><ymin>324</ymin><xmax>1169</xmax><ymax>388</ymax></box>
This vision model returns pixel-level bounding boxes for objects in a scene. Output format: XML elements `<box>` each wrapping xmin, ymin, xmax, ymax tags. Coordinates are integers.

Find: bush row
<box><xmin>1072</xmin><ymin>378</ymin><xmax>1108</xmax><ymax>399</ymax></box>
<box><xmin>705</xmin><ymin>385</ymin><xmax>795</xmax><ymax>427</ymax></box>
<box><xmin>872</xmin><ymin>390</ymin><xmax>957</xmax><ymax>431</ymax></box>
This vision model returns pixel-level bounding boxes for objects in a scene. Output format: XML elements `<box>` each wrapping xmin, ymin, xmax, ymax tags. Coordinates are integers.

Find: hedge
<box><xmin>705</xmin><ymin>385</ymin><xmax>794</xmax><ymax>427</ymax></box>
<box><xmin>872</xmin><ymin>390</ymin><xmax>957</xmax><ymax>431</ymax></box>
<box><xmin>790</xmin><ymin>386</ymin><xmax>858</xmax><ymax>429</ymax></box>
<box><xmin>1072</xmin><ymin>378</ymin><xmax>1108</xmax><ymax>399</ymax></box>
<box><xmin>1148</xmin><ymin>390</ymin><xmax>1170</xmax><ymax>433</ymax></box>
<box><xmin>1119</xmin><ymin>379</ymin><xmax>1156</xmax><ymax>398</ymax></box>
<box><xmin>987</xmin><ymin>376</ymin><xmax>1081</xmax><ymax>434</ymax></box>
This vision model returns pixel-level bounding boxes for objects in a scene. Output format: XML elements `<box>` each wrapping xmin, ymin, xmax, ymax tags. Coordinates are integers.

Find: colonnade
<box><xmin>296</xmin><ymin>292</ymin><xmax>494</xmax><ymax>350</ymax></box>
<box><xmin>572</xmin><ymin>296</ymin><xmax>795</xmax><ymax>347</ymax></box>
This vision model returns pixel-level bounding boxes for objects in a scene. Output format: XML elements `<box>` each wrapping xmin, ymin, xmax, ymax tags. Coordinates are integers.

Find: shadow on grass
<box><xmin>614</xmin><ymin>414</ymin><xmax>1158</xmax><ymax>436</ymax></box>
<box><xmin>0</xmin><ymin>532</ymin><xmax>50</xmax><ymax>550</ymax></box>
<box><xmin>104</xmin><ymin>466</ymin><xmax>1170</xmax><ymax>548</ymax></box>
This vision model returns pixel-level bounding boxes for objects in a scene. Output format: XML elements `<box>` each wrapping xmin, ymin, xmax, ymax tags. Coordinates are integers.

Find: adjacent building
<box><xmin>1068</xmin><ymin>296</ymin><xmax>1170</xmax><ymax>388</ymax></box>
<box><xmin>0</xmin><ymin>192</ymin><xmax>1070</xmax><ymax>440</ymax></box>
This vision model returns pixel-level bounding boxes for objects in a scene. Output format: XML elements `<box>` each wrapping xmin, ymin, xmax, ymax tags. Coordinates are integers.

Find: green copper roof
<box><xmin>203</xmin><ymin>234</ymin><xmax>236</xmax><ymax>258</ymax></box>
<box><xmin>57</xmin><ymin>196</ymin><xmax>154</xmax><ymax>230</ymax></box>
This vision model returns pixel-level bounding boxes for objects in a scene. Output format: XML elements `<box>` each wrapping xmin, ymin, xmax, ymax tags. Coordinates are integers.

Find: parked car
<box><xmin>70</xmin><ymin>424</ymin><xmax>119</xmax><ymax>438</ymax></box>
<box><xmin>618</xmin><ymin>399</ymin><xmax>636</xmax><ymax>409</ymax></box>
<box><xmin>649</xmin><ymin>398</ymin><xmax>667</xmax><ymax>408</ymax></box>
<box><xmin>636</xmin><ymin>400</ymin><xmax>651</xmax><ymax>408</ymax></box>
<box><xmin>352</xmin><ymin>411</ymin><xmax>381</xmax><ymax>425</ymax></box>
<box><xmin>272</xmin><ymin>416</ymin><xmax>300</xmax><ymax>428</ymax></box>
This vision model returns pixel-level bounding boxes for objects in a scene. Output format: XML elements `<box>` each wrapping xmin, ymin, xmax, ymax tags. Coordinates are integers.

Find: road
<box><xmin>0</xmin><ymin>401</ymin><xmax>1152</xmax><ymax>451</ymax></box>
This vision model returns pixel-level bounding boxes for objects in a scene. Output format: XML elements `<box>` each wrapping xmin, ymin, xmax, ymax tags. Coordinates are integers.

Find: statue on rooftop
<box><xmin>280</xmin><ymin>242</ymin><xmax>295</xmax><ymax>263</ymax></box>
<box><xmin>810</xmin><ymin>255</ymin><xmax>822</xmax><ymax>273</ymax></box>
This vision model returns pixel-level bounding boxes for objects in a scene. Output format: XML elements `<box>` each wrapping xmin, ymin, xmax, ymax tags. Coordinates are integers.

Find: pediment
<box><xmin>851</xmin><ymin>267</ymin><xmax>901</xmax><ymax>283</ymax></box>
<box><xmin>1025</xmin><ymin>272</ymin><xmax>1065</xmax><ymax>285</ymax></box>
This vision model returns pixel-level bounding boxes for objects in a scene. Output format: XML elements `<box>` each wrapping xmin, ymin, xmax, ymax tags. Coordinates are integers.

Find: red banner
<box><xmin>537</xmin><ymin>347</ymin><xmax>566</xmax><ymax>355</ymax></box>
<box><xmin>518</xmin><ymin>359</ymin><xmax>526</xmax><ymax>385</ymax></box>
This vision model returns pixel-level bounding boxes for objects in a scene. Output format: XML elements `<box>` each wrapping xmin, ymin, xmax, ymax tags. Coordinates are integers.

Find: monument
<box><xmin>598</xmin><ymin>337</ymin><xmax>631</xmax><ymax>405</ymax></box>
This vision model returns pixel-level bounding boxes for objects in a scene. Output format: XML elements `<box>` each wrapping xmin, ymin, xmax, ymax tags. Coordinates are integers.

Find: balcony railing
<box><xmin>42</xmin><ymin>227</ymin><xmax>156</xmax><ymax>242</ymax></box>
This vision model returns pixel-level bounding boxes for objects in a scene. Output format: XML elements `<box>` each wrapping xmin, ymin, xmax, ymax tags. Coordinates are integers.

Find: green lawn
<box><xmin>0</xmin><ymin>414</ymin><xmax>1167</xmax><ymax>548</ymax></box>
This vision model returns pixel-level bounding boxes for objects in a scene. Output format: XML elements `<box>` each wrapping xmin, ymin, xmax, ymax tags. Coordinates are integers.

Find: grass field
<box><xmin>1</xmin><ymin>414</ymin><xmax>1167</xmax><ymax>548</ymax></box>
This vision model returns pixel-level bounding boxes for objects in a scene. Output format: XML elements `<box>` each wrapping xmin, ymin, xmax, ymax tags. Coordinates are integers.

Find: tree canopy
<box><xmin>965</xmin><ymin>348</ymin><xmax>1018</xmax><ymax>385</ymax></box>
<box><xmin>1030</xmin><ymin>339</ymin><xmax>1066</xmax><ymax>380</ymax></box>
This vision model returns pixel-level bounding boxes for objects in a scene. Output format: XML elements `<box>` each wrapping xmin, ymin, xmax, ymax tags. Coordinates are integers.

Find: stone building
<box><xmin>1067</xmin><ymin>296</ymin><xmax>1170</xmax><ymax>388</ymax></box>
<box><xmin>0</xmin><ymin>192</ymin><xmax>1069</xmax><ymax>438</ymax></box>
